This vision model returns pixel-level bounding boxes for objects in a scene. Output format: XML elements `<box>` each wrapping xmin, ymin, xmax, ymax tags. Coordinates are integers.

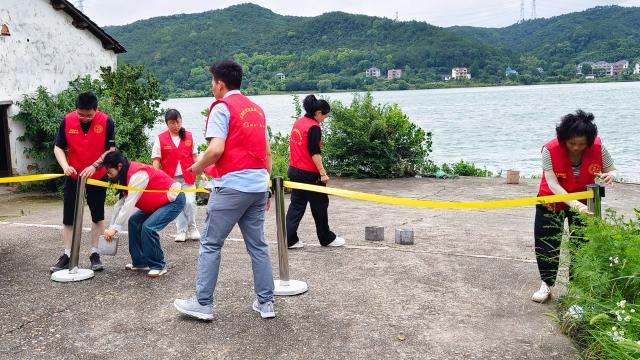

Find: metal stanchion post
<box><xmin>586</xmin><ymin>183</ymin><xmax>604</xmax><ymax>219</ymax></box>
<box><xmin>51</xmin><ymin>175</ymin><xmax>94</xmax><ymax>282</ymax></box>
<box><xmin>272</xmin><ymin>176</ymin><xmax>307</xmax><ymax>296</ymax></box>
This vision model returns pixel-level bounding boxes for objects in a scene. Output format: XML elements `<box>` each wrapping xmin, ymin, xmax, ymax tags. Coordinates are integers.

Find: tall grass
<box><xmin>559</xmin><ymin>209</ymin><xmax>640</xmax><ymax>359</ymax></box>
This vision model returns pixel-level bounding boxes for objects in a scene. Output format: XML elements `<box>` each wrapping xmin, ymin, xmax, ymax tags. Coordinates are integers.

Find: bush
<box><xmin>323</xmin><ymin>93</ymin><xmax>432</xmax><ymax>178</ymax></box>
<box><xmin>436</xmin><ymin>160</ymin><xmax>493</xmax><ymax>177</ymax></box>
<box><xmin>558</xmin><ymin>210</ymin><xmax>640</xmax><ymax>359</ymax></box>
<box><xmin>14</xmin><ymin>64</ymin><xmax>163</xmax><ymax>191</ymax></box>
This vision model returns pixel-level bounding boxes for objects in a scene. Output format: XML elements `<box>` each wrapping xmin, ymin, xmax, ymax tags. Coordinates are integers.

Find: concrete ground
<box><xmin>0</xmin><ymin>177</ymin><xmax>638</xmax><ymax>360</ymax></box>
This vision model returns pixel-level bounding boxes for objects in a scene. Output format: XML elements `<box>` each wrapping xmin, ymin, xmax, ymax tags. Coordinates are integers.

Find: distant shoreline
<box><xmin>166</xmin><ymin>78</ymin><xmax>640</xmax><ymax>99</ymax></box>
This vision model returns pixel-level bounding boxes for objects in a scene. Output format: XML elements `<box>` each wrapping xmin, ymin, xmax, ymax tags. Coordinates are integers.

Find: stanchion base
<box><xmin>274</xmin><ymin>279</ymin><xmax>308</xmax><ymax>296</ymax></box>
<box><xmin>51</xmin><ymin>268</ymin><xmax>94</xmax><ymax>282</ymax></box>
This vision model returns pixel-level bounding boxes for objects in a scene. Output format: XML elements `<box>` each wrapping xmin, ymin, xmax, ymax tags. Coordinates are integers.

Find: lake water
<box><xmin>158</xmin><ymin>82</ymin><xmax>639</xmax><ymax>181</ymax></box>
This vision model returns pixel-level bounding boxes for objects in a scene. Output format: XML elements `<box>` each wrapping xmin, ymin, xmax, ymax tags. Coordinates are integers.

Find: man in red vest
<box><xmin>531</xmin><ymin>110</ymin><xmax>617</xmax><ymax>303</ymax></box>
<box><xmin>174</xmin><ymin>60</ymin><xmax>275</xmax><ymax>321</ymax></box>
<box><xmin>51</xmin><ymin>92</ymin><xmax>116</xmax><ymax>273</ymax></box>
<box><xmin>101</xmin><ymin>151</ymin><xmax>185</xmax><ymax>278</ymax></box>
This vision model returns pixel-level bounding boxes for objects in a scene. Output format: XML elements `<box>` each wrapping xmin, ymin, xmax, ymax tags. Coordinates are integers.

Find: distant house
<box><xmin>505</xmin><ymin>66</ymin><xmax>518</xmax><ymax>76</ymax></box>
<box><xmin>588</xmin><ymin>60</ymin><xmax>629</xmax><ymax>77</ymax></box>
<box><xmin>0</xmin><ymin>0</ymin><xmax>125</xmax><ymax>176</ymax></box>
<box><xmin>585</xmin><ymin>75</ymin><xmax>595</xmax><ymax>80</ymax></box>
<box><xmin>387</xmin><ymin>69</ymin><xmax>402</xmax><ymax>80</ymax></box>
<box><xmin>443</xmin><ymin>75</ymin><xmax>452</xmax><ymax>81</ymax></box>
<box><xmin>451</xmin><ymin>67</ymin><xmax>471</xmax><ymax>80</ymax></box>
<box><xmin>635</xmin><ymin>63</ymin><xmax>640</xmax><ymax>75</ymax></box>
<box><xmin>275</xmin><ymin>72</ymin><xmax>286</xmax><ymax>81</ymax></box>
<box><xmin>366</xmin><ymin>67</ymin><xmax>381</xmax><ymax>78</ymax></box>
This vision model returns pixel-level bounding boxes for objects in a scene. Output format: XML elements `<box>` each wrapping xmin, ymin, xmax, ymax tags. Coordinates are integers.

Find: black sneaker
<box><xmin>50</xmin><ymin>254</ymin><xmax>69</xmax><ymax>273</ymax></box>
<box><xmin>89</xmin><ymin>253</ymin><xmax>104</xmax><ymax>271</ymax></box>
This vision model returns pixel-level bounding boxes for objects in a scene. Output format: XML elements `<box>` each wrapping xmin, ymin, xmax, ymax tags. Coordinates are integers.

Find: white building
<box><xmin>451</xmin><ymin>67</ymin><xmax>471</xmax><ymax>80</ymax></box>
<box><xmin>366</xmin><ymin>67</ymin><xmax>381</xmax><ymax>78</ymax></box>
<box><xmin>275</xmin><ymin>72</ymin><xmax>286</xmax><ymax>81</ymax></box>
<box><xmin>634</xmin><ymin>63</ymin><xmax>640</xmax><ymax>75</ymax></box>
<box><xmin>0</xmin><ymin>0</ymin><xmax>124</xmax><ymax>176</ymax></box>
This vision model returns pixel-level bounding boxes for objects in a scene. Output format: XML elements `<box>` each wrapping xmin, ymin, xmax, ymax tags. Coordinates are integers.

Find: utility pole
<box><xmin>520</xmin><ymin>0</ymin><xmax>525</xmax><ymax>23</ymax></box>
<box><xmin>531</xmin><ymin>0</ymin><xmax>537</xmax><ymax>19</ymax></box>
<box><xmin>77</xmin><ymin>0</ymin><xmax>85</xmax><ymax>12</ymax></box>
<box><xmin>395</xmin><ymin>11</ymin><xmax>399</xmax><ymax>22</ymax></box>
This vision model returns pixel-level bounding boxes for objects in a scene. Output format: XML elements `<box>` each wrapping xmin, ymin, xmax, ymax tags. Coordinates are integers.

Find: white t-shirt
<box><xmin>151</xmin><ymin>133</ymin><xmax>198</xmax><ymax>177</ymax></box>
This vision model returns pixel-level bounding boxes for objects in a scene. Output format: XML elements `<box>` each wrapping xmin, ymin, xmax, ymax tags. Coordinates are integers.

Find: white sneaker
<box><xmin>125</xmin><ymin>263</ymin><xmax>150</xmax><ymax>271</ymax></box>
<box><xmin>174</xmin><ymin>232</ymin><xmax>187</xmax><ymax>242</ymax></box>
<box><xmin>531</xmin><ymin>281</ymin><xmax>551</xmax><ymax>303</ymax></box>
<box><xmin>288</xmin><ymin>241</ymin><xmax>304</xmax><ymax>249</ymax></box>
<box><xmin>147</xmin><ymin>268</ymin><xmax>167</xmax><ymax>278</ymax></box>
<box><xmin>327</xmin><ymin>237</ymin><xmax>345</xmax><ymax>247</ymax></box>
<box><xmin>188</xmin><ymin>228</ymin><xmax>201</xmax><ymax>241</ymax></box>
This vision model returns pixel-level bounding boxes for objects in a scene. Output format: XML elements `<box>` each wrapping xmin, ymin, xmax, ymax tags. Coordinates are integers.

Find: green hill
<box><xmin>105</xmin><ymin>4</ymin><xmax>640</xmax><ymax>96</ymax></box>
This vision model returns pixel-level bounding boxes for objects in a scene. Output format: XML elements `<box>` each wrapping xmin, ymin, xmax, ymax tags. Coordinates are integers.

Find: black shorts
<box><xmin>63</xmin><ymin>177</ymin><xmax>107</xmax><ymax>225</ymax></box>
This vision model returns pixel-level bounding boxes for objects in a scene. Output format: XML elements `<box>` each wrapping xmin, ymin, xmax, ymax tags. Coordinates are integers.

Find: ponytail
<box><xmin>302</xmin><ymin>94</ymin><xmax>330</xmax><ymax>119</ymax></box>
<box><xmin>178</xmin><ymin>127</ymin><xmax>186</xmax><ymax>141</ymax></box>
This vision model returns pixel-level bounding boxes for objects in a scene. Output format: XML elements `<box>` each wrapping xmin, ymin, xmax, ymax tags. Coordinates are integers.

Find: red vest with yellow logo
<box><xmin>158</xmin><ymin>130</ymin><xmax>196</xmax><ymax>184</ymax></box>
<box><xmin>127</xmin><ymin>161</ymin><xmax>176</xmax><ymax>214</ymax></box>
<box><xmin>65</xmin><ymin>111</ymin><xmax>108</xmax><ymax>180</ymax></box>
<box><xmin>203</xmin><ymin>94</ymin><xmax>267</xmax><ymax>178</ymax></box>
<box><xmin>289</xmin><ymin>116</ymin><xmax>321</xmax><ymax>172</ymax></box>
<box><xmin>538</xmin><ymin>137</ymin><xmax>602</xmax><ymax>212</ymax></box>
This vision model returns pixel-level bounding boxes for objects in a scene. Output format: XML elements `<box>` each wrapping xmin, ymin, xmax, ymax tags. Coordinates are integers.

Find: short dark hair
<box><xmin>556</xmin><ymin>109</ymin><xmax>598</xmax><ymax>146</ymax></box>
<box><xmin>209</xmin><ymin>60</ymin><xmax>243</xmax><ymax>90</ymax></box>
<box><xmin>164</xmin><ymin>108</ymin><xmax>185</xmax><ymax>140</ymax></box>
<box><xmin>76</xmin><ymin>92</ymin><xmax>98</xmax><ymax>110</ymax></box>
<box><xmin>303</xmin><ymin>94</ymin><xmax>331</xmax><ymax>118</ymax></box>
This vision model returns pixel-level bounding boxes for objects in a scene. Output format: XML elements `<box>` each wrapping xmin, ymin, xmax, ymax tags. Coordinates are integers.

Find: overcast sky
<box><xmin>78</xmin><ymin>0</ymin><xmax>640</xmax><ymax>28</ymax></box>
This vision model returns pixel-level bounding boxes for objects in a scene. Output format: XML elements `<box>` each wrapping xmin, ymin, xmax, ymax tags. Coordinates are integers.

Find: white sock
<box><xmin>64</xmin><ymin>248</ymin><xmax>71</xmax><ymax>256</ymax></box>
<box><xmin>91</xmin><ymin>247</ymin><xmax>99</xmax><ymax>255</ymax></box>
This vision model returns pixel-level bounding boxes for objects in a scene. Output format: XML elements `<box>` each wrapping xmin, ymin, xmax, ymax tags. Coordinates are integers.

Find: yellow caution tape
<box><xmin>0</xmin><ymin>173</ymin><xmax>209</xmax><ymax>193</ymax></box>
<box><xmin>283</xmin><ymin>181</ymin><xmax>594</xmax><ymax>209</ymax></box>
<box><xmin>0</xmin><ymin>174</ymin><xmax>64</xmax><ymax>183</ymax></box>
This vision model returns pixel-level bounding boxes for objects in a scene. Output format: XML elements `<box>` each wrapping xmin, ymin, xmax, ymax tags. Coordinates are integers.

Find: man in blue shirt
<box><xmin>174</xmin><ymin>60</ymin><xmax>275</xmax><ymax>320</ymax></box>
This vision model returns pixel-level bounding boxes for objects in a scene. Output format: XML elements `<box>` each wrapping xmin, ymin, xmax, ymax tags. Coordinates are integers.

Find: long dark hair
<box><xmin>556</xmin><ymin>109</ymin><xmax>598</xmax><ymax>146</ymax></box>
<box><xmin>165</xmin><ymin>108</ymin><xmax>186</xmax><ymax>140</ymax></box>
<box><xmin>303</xmin><ymin>94</ymin><xmax>330</xmax><ymax>120</ymax></box>
<box><xmin>102</xmin><ymin>151</ymin><xmax>130</xmax><ymax>198</ymax></box>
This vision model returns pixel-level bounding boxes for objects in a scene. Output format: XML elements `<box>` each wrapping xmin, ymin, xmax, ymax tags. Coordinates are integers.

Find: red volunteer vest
<box><xmin>203</xmin><ymin>94</ymin><xmax>267</xmax><ymax>178</ymax></box>
<box><xmin>289</xmin><ymin>116</ymin><xmax>321</xmax><ymax>172</ymax></box>
<box><xmin>127</xmin><ymin>161</ymin><xmax>176</xmax><ymax>214</ymax></box>
<box><xmin>538</xmin><ymin>137</ymin><xmax>603</xmax><ymax>212</ymax></box>
<box><xmin>158</xmin><ymin>130</ymin><xmax>196</xmax><ymax>184</ymax></box>
<box><xmin>65</xmin><ymin>111</ymin><xmax>108</xmax><ymax>180</ymax></box>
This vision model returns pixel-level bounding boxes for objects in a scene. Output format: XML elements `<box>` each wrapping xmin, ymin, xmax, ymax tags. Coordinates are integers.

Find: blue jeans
<box><xmin>128</xmin><ymin>193</ymin><xmax>185</xmax><ymax>270</ymax></box>
<box><xmin>196</xmin><ymin>188</ymin><xmax>273</xmax><ymax>305</ymax></box>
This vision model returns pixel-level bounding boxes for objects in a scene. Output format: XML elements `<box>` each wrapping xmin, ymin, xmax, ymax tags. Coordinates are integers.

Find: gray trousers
<box><xmin>196</xmin><ymin>188</ymin><xmax>274</xmax><ymax>305</ymax></box>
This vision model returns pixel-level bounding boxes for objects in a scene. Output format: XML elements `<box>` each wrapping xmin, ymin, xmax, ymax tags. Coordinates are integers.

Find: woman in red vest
<box><xmin>531</xmin><ymin>110</ymin><xmax>617</xmax><ymax>303</ymax></box>
<box><xmin>152</xmin><ymin>109</ymin><xmax>200</xmax><ymax>242</ymax></box>
<box><xmin>102</xmin><ymin>151</ymin><xmax>185</xmax><ymax>278</ymax></box>
<box><xmin>286</xmin><ymin>95</ymin><xmax>345</xmax><ymax>249</ymax></box>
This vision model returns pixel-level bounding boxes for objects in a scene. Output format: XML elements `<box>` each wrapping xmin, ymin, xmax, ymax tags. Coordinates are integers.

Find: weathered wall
<box><xmin>0</xmin><ymin>0</ymin><xmax>118</xmax><ymax>174</ymax></box>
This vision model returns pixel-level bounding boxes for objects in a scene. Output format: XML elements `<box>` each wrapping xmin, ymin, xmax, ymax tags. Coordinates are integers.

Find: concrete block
<box><xmin>365</xmin><ymin>226</ymin><xmax>384</xmax><ymax>241</ymax></box>
<box><xmin>395</xmin><ymin>228</ymin><xmax>414</xmax><ymax>245</ymax></box>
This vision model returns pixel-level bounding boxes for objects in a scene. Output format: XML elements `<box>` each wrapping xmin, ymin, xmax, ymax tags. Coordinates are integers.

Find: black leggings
<box><xmin>285</xmin><ymin>167</ymin><xmax>336</xmax><ymax>246</ymax></box>
<box><xmin>534</xmin><ymin>204</ymin><xmax>586</xmax><ymax>286</ymax></box>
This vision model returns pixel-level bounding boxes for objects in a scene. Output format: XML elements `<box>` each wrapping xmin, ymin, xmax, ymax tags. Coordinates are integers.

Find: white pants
<box><xmin>174</xmin><ymin>176</ymin><xmax>197</xmax><ymax>234</ymax></box>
